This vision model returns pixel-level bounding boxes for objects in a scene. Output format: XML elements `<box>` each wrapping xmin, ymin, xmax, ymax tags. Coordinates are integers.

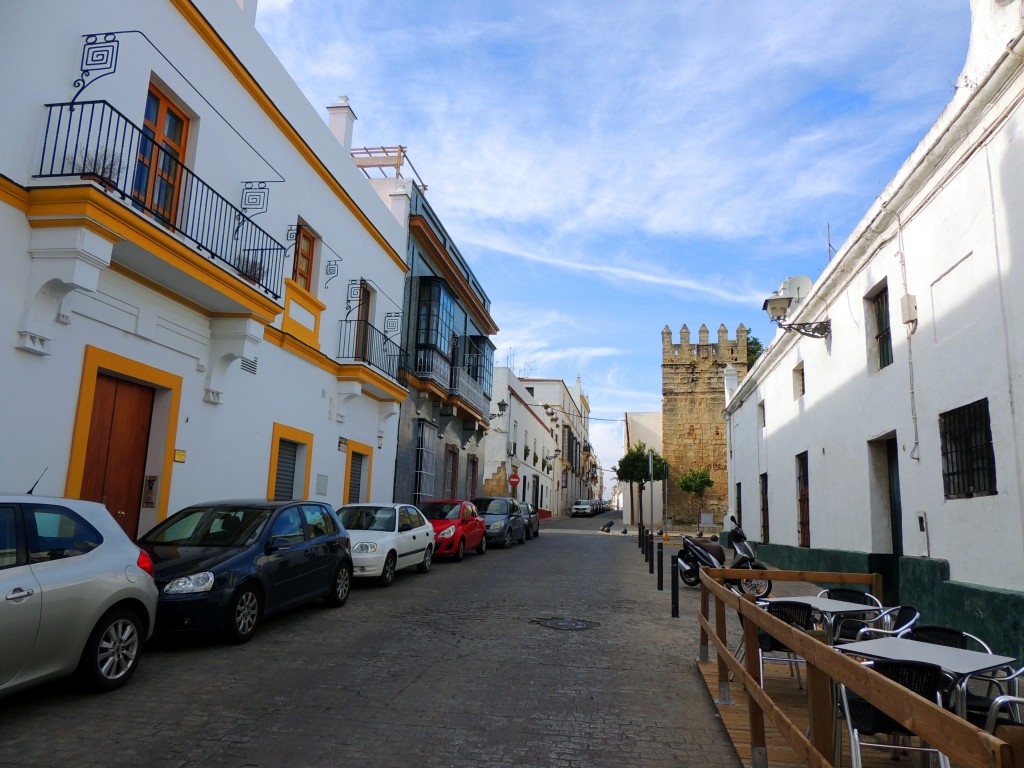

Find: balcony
<box><xmin>37</xmin><ymin>100</ymin><xmax>285</xmax><ymax>299</ymax></box>
<box><xmin>448</xmin><ymin>366</ymin><xmax>488</xmax><ymax>418</ymax></box>
<box><xmin>411</xmin><ymin>346</ymin><xmax>451</xmax><ymax>391</ymax></box>
<box><xmin>337</xmin><ymin>319</ymin><xmax>402</xmax><ymax>382</ymax></box>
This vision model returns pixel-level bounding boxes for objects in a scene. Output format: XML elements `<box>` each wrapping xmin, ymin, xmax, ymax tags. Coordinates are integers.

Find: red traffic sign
<box><xmin>508</xmin><ymin>473</ymin><xmax>520</xmax><ymax>487</ymax></box>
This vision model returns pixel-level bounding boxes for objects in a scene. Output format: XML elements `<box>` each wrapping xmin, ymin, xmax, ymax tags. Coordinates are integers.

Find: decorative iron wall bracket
<box><xmin>774</xmin><ymin>320</ymin><xmax>831</xmax><ymax>339</ymax></box>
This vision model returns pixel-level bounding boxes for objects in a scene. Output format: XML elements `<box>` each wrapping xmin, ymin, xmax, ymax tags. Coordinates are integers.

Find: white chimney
<box><xmin>327</xmin><ymin>96</ymin><xmax>357</xmax><ymax>151</ymax></box>
<box><xmin>235</xmin><ymin>0</ymin><xmax>258</xmax><ymax>24</ymax></box>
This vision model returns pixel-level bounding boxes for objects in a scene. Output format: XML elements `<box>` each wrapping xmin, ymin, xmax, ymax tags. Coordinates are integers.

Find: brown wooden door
<box><xmin>81</xmin><ymin>374</ymin><xmax>154</xmax><ymax>539</ymax></box>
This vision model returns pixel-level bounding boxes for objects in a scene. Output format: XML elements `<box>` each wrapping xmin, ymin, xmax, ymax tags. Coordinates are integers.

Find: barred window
<box><xmin>874</xmin><ymin>288</ymin><xmax>893</xmax><ymax>369</ymax></box>
<box><xmin>939</xmin><ymin>399</ymin><xmax>996</xmax><ymax>499</ymax></box>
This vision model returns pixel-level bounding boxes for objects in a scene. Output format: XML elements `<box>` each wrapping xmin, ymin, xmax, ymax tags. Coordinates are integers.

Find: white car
<box><xmin>571</xmin><ymin>499</ymin><xmax>593</xmax><ymax>517</ymax></box>
<box><xmin>1</xmin><ymin>495</ymin><xmax>158</xmax><ymax>697</ymax></box>
<box><xmin>337</xmin><ymin>504</ymin><xmax>434</xmax><ymax>587</ymax></box>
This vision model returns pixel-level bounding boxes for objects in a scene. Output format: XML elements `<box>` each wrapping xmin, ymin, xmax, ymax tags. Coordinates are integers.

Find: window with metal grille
<box><xmin>759</xmin><ymin>473</ymin><xmax>769</xmax><ymax>544</ymax></box>
<box><xmin>346</xmin><ymin>452</ymin><xmax>365</xmax><ymax>504</ymax></box>
<box><xmin>874</xmin><ymin>287</ymin><xmax>893</xmax><ymax>369</ymax></box>
<box><xmin>796</xmin><ymin>452</ymin><xmax>810</xmax><ymax>548</ymax></box>
<box><xmin>414</xmin><ymin>421</ymin><xmax>437</xmax><ymax>505</ymax></box>
<box><xmin>792</xmin><ymin>363</ymin><xmax>805</xmax><ymax>399</ymax></box>
<box><xmin>939</xmin><ymin>398</ymin><xmax>996</xmax><ymax>499</ymax></box>
<box><xmin>274</xmin><ymin>440</ymin><xmax>298</xmax><ymax>501</ymax></box>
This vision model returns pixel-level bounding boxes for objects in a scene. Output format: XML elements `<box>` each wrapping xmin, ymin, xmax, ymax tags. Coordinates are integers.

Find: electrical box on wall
<box><xmin>900</xmin><ymin>294</ymin><xmax>918</xmax><ymax>324</ymax></box>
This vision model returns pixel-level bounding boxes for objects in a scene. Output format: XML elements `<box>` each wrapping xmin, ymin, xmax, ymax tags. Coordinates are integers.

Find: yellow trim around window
<box><xmin>342</xmin><ymin>439</ymin><xmax>374</xmax><ymax>504</ymax></box>
<box><xmin>268</xmin><ymin>422</ymin><xmax>314</xmax><ymax>501</ymax></box>
<box><xmin>170</xmin><ymin>0</ymin><xmax>408</xmax><ymax>274</ymax></box>
<box><xmin>66</xmin><ymin>346</ymin><xmax>183</xmax><ymax>523</ymax></box>
<box><xmin>281</xmin><ymin>278</ymin><xmax>326</xmax><ymax>350</ymax></box>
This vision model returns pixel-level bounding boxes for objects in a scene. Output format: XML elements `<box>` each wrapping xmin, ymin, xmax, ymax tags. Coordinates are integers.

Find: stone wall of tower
<box><xmin>661</xmin><ymin>323</ymin><xmax>748</xmax><ymax>525</ymax></box>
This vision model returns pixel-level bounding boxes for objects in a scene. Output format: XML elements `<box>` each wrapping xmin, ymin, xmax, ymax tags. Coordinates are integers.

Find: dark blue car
<box><xmin>139</xmin><ymin>499</ymin><xmax>352</xmax><ymax>643</ymax></box>
<box><xmin>471</xmin><ymin>496</ymin><xmax>526</xmax><ymax>549</ymax></box>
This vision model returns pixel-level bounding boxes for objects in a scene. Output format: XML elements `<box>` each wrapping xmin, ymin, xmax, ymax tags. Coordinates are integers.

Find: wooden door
<box><xmin>796</xmin><ymin>452</ymin><xmax>810</xmax><ymax>548</ymax></box>
<box><xmin>81</xmin><ymin>374</ymin><xmax>154</xmax><ymax>538</ymax></box>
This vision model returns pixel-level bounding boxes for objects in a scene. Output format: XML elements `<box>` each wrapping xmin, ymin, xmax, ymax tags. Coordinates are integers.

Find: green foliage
<box><xmin>613</xmin><ymin>441</ymin><xmax>667</xmax><ymax>489</ymax></box>
<box><xmin>746</xmin><ymin>335</ymin><xmax>763</xmax><ymax>368</ymax></box>
<box><xmin>676</xmin><ymin>467</ymin><xmax>714</xmax><ymax>498</ymax></box>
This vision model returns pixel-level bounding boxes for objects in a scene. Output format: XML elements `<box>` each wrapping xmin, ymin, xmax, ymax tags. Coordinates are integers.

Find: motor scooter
<box><xmin>677</xmin><ymin>515</ymin><xmax>772</xmax><ymax>598</ymax></box>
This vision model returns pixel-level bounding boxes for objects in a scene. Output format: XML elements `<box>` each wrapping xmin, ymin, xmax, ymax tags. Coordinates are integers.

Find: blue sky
<box><xmin>254</xmin><ymin>1</ymin><xmax>971</xmax><ymax>488</ymax></box>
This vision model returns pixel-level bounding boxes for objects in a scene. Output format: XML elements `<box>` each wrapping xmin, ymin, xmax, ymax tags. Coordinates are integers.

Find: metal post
<box><xmin>647</xmin><ymin>532</ymin><xmax>654</xmax><ymax>574</ymax></box>
<box><xmin>671</xmin><ymin>557</ymin><xmax>679</xmax><ymax>618</ymax></box>
<box><xmin>644</xmin><ymin>529</ymin><xmax>650</xmax><ymax>563</ymax></box>
<box><xmin>657</xmin><ymin>542</ymin><xmax>663</xmax><ymax>590</ymax></box>
<box><xmin>639</xmin><ymin>523</ymin><xmax>645</xmax><ymax>552</ymax></box>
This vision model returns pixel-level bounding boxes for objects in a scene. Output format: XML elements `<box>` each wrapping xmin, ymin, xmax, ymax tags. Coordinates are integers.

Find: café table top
<box><xmin>837</xmin><ymin>636</ymin><xmax>1017</xmax><ymax>676</ymax></box>
<box><xmin>763</xmin><ymin>595</ymin><xmax>881</xmax><ymax>616</ymax></box>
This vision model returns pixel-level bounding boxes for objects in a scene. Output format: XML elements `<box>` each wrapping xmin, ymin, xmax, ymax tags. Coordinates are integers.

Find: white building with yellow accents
<box><xmin>0</xmin><ymin>0</ymin><xmax>409</xmax><ymax>538</ymax></box>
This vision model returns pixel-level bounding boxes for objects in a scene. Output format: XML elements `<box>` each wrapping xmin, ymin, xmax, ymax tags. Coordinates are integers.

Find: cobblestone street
<box><xmin>0</xmin><ymin>513</ymin><xmax>741</xmax><ymax>768</ymax></box>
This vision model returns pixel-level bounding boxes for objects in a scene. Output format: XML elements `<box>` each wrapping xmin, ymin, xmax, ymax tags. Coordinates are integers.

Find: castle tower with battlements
<box><xmin>661</xmin><ymin>323</ymin><xmax>747</xmax><ymax>525</ymax></box>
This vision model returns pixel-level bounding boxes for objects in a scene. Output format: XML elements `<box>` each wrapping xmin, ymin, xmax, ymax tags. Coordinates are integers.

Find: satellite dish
<box><xmin>781</xmin><ymin>275</ymin><xmax>813</xmax><ymax>300</ymax></box>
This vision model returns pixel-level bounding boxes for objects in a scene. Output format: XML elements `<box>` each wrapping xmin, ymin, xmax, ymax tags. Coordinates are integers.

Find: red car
<box><xmin>419</xmin><ymin>500</ymin><xmax>487</xmax><ymax>561</ymax></box>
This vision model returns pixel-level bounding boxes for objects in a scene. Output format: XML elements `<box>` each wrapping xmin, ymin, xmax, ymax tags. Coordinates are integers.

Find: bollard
<box><xmin>647</xmin><ymin>532</ymin><xmax>654</xmax><ymax>574</ymax></box>
<box><xmin>671</xmin><ymin>558</ymin><xmax>679</xmax><ymax>617</ymax></box>
<box><xmin>638</xmin><ymin>523</ymin><xmax>644</xmax><ymax>550</ymax></box>
<box><xmin>657</xmin><ymin>542</ymin><xmax>663</xmax><ymax>590</ymax></box>
<box><xmin>644</xmin><ymin>530</ymin><xmax>650</xmax><ymax>563</ymax></box>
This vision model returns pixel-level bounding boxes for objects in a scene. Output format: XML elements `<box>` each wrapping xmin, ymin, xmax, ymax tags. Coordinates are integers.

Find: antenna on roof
<box><xmin>27</xmin><ymin>467</ymin><xmax>48</xmax><ymax>495</ymax></box>
<box><xmin>827</xmin><ymin>223</ymin><xmax>836</xmax><ymax>261</ymax></box>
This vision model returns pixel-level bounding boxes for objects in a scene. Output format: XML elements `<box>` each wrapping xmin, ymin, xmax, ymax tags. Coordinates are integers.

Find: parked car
<box><xmin>420</xmin><ymin>500</ymin><xmax>486</xmax><ymax>560</ymax></box>
<box><xmin>471</xmin><ymin>497</ymin><xmax>526</xmax><ymax>548</ymax></box>
<box><xmin>521</xmin><ymin>502</ymin><xmax>540</xmax><ymax>539</ymax></box>
<box><xmin>571</xmin><ymin>498</ymin><xmax>593</xmax><ymax>517</ymax></box>
<box><xmin>338</xmin><ymin>504</ymin><xmax>434</xmax><ymax>586</ymax></box>
<box><xmin>138</xmin><ymin>499</ymin><xmax>352</xmax><ymax>644</ymax></box>
<box><xmin>0</xmin><ymin>495</ymin><xmax>158</xmax><ymax>696</ymax></box>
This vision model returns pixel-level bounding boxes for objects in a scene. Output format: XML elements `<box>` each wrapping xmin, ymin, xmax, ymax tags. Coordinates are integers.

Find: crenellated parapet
<box><xmin>661</xmin><ymin>323</ymin><xmax>748</xmax><ymax>365</ymax></box>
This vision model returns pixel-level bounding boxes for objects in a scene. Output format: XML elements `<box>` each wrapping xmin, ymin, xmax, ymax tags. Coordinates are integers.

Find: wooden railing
<box><xmin>697</xmin><ymin>568</ymin><xmax>1013</xmax><ymax>767</ymax></box>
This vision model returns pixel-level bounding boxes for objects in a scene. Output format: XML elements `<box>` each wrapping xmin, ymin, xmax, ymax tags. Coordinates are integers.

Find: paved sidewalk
<box><xmin>0</xmin><ymin>512</ymin><xmax>741</xmax><ymax>768</ymax></box>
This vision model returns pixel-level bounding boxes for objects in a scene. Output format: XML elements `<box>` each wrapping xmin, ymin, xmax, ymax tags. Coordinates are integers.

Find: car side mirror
<box><xmin>399</xmin><ymin>523</ymin><xmax>413</xmax><ymax>532</ymax></box>
<box><xmin>267</xmin><ymin>535</ymin><xmax>290</xmax><ymax>552</ymax></box>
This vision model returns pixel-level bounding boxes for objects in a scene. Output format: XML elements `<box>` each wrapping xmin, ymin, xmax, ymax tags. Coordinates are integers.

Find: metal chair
<box><xmin>816</xmin><ymin>588</ymin><xmax>883</xmax><ymax>643</ymax></box>
<box><xmin>848</xmin><ymin>604</ymin><xmax>920</xmax><ymax>641</ymax></box>
<box><xmin>984</xmin><ymin>695</ymin><xmax>1024</xmax><ymax>767</ymax></box>
<box><xmin>758</xmin><ymin>600</ymin><xmax>814</xmax><ymax>690</ymax></box>
<box><xmin>838</xmin><ymin>659</ymin><xmax>952</xmax><ymax>768</ymax></box>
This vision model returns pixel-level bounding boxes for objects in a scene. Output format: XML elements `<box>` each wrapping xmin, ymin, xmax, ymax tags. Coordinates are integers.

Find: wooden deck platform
<box><xmin>697</xmin><ymin>658</ymin><xmax>957</xmax><ymax>767</ymax></box>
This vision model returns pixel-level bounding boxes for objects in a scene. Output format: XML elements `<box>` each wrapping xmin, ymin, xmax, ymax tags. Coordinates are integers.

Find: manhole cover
<box><xmin>531</xmin><ymin>617</ymin><xmax>600</xmax><ymax>631</ymax></box>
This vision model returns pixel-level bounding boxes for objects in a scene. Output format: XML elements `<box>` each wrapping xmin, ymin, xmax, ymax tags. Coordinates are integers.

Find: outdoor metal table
<box><xmin>764</xmin><ymin>595</ymin><xmax>881</xmax><ymax>646</ymax></box>
<box><xmin>837</xmin><ymin>636</ymin><xmax>1018</xmax><ymax>717</ymax></box>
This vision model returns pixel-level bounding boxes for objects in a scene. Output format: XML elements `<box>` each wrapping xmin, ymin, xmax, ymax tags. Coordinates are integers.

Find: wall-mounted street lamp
<box><xmin>762</xmin><ymin>275</ymin><xmax>831</xmax><ymax>339</ymax></box>
<box><xmin>489</xmin><ymin>399</ymin><xmax>508</xmax><ymax>420</ymax></box>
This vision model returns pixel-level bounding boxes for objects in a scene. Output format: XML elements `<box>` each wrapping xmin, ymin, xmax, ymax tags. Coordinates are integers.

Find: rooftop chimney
<box><xmin>327</xmin><ymin>96</ymin><xmax>357</xmax><ymax>151</ymax></box>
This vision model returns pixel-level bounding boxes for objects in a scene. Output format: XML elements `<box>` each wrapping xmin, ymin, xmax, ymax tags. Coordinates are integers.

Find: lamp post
<box><xmin>762</xmin><ymin>281</ymin><xmax>831</xmax><ymax>339</ymax></box>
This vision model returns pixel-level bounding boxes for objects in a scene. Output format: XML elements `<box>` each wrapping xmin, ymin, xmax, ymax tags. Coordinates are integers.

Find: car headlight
<box><xmin>164</xmin><ymin>572</ymin><xmax>215</xmax><ymax>594</ymax></box>
<box><xmin>437</xmin><ymin>525</ymin><xmax>456</xmax><ymax>539</ymax></box>
<box><xmin>353</xmin><ymin>542</ymin><xmax>378</xmax><ymax>553</ymax></box>
<box><xmin>489</xmin><ymin>520</ymin><xmax>504</xmax><ymax>530</ymax></box>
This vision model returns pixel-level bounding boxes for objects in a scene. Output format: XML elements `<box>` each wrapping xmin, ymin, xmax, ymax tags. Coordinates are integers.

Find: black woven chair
<box><xmin>816</xmin><ymin>588</ymin><xmax>883</xmax><ymax>643</ymax></box>
<box><xmin>758</xmin><ymin>601</ymin><xmax>814</xmax><ymax>689</ymax></box>
<box><xmin>847</xmin><ymin>604</ymin><xmax>920</xmax><ymax>641</ymax></box>
<box><xmin>839</xmin><ymin>659</ymin><xmax>952</xmax><ymax>768</ymax></box>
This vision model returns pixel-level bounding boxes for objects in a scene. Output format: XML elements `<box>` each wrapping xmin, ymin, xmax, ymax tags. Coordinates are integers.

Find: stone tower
<box><xmin>661</xmin><ymin>323</ymin><xmax>747</xmax><ymax>525</ymax></box>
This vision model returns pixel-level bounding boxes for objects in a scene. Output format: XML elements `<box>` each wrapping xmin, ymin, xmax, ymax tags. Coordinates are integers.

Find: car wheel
<box><xmin>453</xmin><ymin>538</ymin><xmax>465</xmax><ymax>562</ymax></box>
<box><xmin>225</xmin><ymin>584</ymin><xmax>261</xmax><ymax>644</ymax></box>
<box><xmin>418</xmin><ymin>546</ymin><xmax>433</xmax><ymax>574</ymax></box>
<box><xmin>77</xmin><ymin>607</ymin><xmax>143</xmax><ymax>692</ymax></box>
<box><xmin>476</xmin><ymin>535</ymin><xmax>486</xmax><ymax>555</ymax></box>
<box><xmin>378</xmin><ymin>552</ymin><xmax>397</xmax><ymax>587</ymax></box>
<box><xmin>533</xmin><ymin>523</ymin><xmax>540</xmax><ymax>538</ymax></box>
<box><xmin>325</xmin><ymin>562</ymin><xmax>352</xmax><ymax>607</ymax></box>
<box><xmin>518</xmin><ymin>527</ymin><xmax>527</xmax><ymax>544</ymax></box>
<box><xmin>502</xmin><ymin>529</ymin><xmax>513</xmax><ymax>549</ymax></box>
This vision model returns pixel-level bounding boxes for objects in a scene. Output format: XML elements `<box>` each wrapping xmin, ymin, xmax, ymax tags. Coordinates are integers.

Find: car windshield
<box><xmin>140</xmin><ymin>505</ymin><xmax>271</xmax><ymax>547</ymax></box>
<box><xmin>473</xmin><ymin>498</ymin><xmax>508</xmax><ymax>515</ymax></box>
<box><xmin>420</xmin><ymin>502</ymin><xmax>460</xmax><ymax>520</ymax></box>
<box><xmin>575</xmin><ymin>500</ymin><xmax>589</xmax><ymax>506</ymax></box>
<box><xmin>340</xmin><ymin>506</ymin><xmax>396</xmax><ymax>531</ymax></box>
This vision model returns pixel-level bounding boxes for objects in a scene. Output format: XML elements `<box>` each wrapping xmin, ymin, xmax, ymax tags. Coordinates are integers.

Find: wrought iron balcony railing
<box><xmin>411</xmin><ymin>346</ymin><xmax>451</xmax><ymax>391</ymax></box>
<box><xmin>337</xmin><ymin>319</ymin><xmax>402</xmax><ymax>381</ymax></box>
<box><xmin>37</xmin><ymin>100</ymin><xmax>285</xmax><ymax>298</ymax></box>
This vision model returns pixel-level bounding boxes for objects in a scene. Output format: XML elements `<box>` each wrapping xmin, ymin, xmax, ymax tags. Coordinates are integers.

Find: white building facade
<box><xmin>0</xmin><ymin>0</ymin><xmax>409</xmax><ymax>538</ymax></box>
<box><xmin>725</xmin><ymin>0</ymin><xmax>1024</xmax><ymax>650</ymax></box>
<box><xmin>620</xmin><ymin>412</ymin><xmax>666</xmax><ymax>529</ymax></box>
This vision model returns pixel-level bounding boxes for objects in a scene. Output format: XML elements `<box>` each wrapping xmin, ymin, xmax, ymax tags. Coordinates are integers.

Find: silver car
<box><xmin>0</xmin><ymin>495</ymin><xmax>158</xmax><ymax>696</ymax></box>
